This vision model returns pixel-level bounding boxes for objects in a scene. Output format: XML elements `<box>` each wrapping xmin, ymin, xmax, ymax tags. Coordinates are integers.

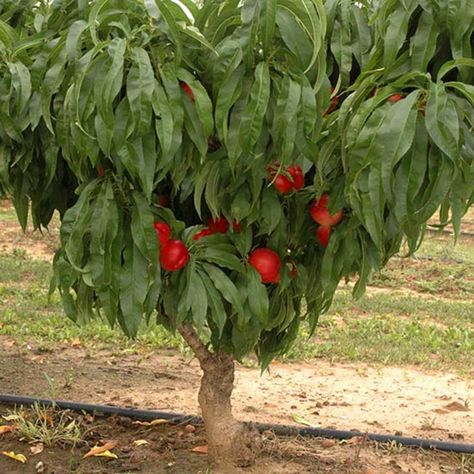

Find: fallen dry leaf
<box><xmin>2</xmin><ymin>451</ymin><xmax>27</xmax><ymax>463</ymax></box>
<box><xmin>133</xmin><ymin>419</ymin><xmax>170</xmax><ymax>426</ymax></box>
<box><xmin>191</xmin><ymin>445</ymin><xmax>208</xmax><ymax>454</ymax></box>
<box><xmin>92</xmin><ymin>450</ymin><xmax>118</xmax><ymax>459</ymax></box>
<box><xmin>30</xmin><ymin>443</ymin><xmax>44</xmax><ymax>455</ymax></box>
<box><xmin>70</xmin><ymin>338</ymin><xmax>82</xmax><ymax>347</ymax></box>
<box><xmin>83</xmin><ymin>441</ymin><xmax>118</xmax><ymax>459</ymax></box>
<box><xmin>133</xmin><ymin>439</ymin><xmax>149</xmax><ymax>447</ymax></box>
<box><xmin>30</xmin><ymin>355</ymin><xmax>45</xmax><ymax>364</ymax></box>
<box><xmin>0</xmin><ymin>425</ymin><xmax>16</xmax><ymax>435</ymax></box>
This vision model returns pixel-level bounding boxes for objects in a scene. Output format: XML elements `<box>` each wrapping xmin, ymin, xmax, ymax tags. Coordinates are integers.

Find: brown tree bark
<box><xmin>178</xmin><ymin>325</ymin><xmax>260</xmax><ymax>472</ymax></box>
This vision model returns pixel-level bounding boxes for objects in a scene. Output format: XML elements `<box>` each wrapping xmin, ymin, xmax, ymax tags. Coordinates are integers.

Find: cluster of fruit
<box><xmin>154</xmin><ymin>163</ymin><xmax>344</xmax><ymax>285</ymax></box>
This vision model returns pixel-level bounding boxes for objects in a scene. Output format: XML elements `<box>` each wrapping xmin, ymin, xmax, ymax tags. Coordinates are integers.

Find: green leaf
<box><xmin>247</xmin><ymin>268</ymin><xmax>269</xmax><ymax>325</ymax></box>
<box><xmin>198</xmin><ymin>268</ymin><xmax>227</xmax><ymax>336</ymax></box>
<box><xmin>90</xmin><ymin>181</ymin><xmax>119</xmax><ymax>287</ymax></box>
<box><xmin>117</xmin><ymin>134</ymin><xmax>156</xmax><ymax>200</ymax></box>
<box><xmin>239</xmin><ymin>62</ymin><xmax>271</xmax><ymax>151</ymax></box>
<box><xmin>202</xmin><ymin>246</ymin><xmax>244</xmax><ymax>272</ymax></box>
<box><xmin>119</xmin><ymin>239</ymin><xmax>148</xmax><ymax>338</ymax></box>
<box><xmin>66</xmin><ymin>20</ymin><xmax>88</xmax><ymax>63</ymax></box>
<box><xmin>126</xmin><ymin>47</ymin><xmax>155</xmax><ymax>136</ymax></box>
<box><xmin>410</xmin><ymin>10</ymin><xmax>439</xmax><ymax>72</ymax></box>
<box><xmin>437</xmin><ymin>58</ymin><xmax>474</xmax><ymax>82</ymax></box>
<box><xmin>202</xmin><ymin>263</ymin><xmax>244</xmax><ymax>316</ymax></box>
<box><xmin>8</xmin><ymin>61</ymin><xmax>31</xmax><ymax>116</ymax></box>
<box><xmin>378</xmin><ymin>91</ymin><xmax>419</xmax><ymax>199</ymax></box>
<box><xmin>97</xmin><ymin>38</ymin><xmax>126</xmax><ymax>132</ymax></box>
<box><xmin>262</xmin><ymin>0</ymin><xmax>277</xmax><ymax>56</ymax></box>
<box><xmin>383</xmin><ymin>7</ymin><xmax>411</xmax><ymax>69</ymax></box>
<box><xmin>188</xmin><ymin>269</ymin><xmax>208</xmax><ymax>331</ymax></box>
<box><xmin>215</xmin><ymin>64</ymin><xmax>244</xmax><ymax>146</ymax></box>
<box><xmin>152</xmin><ymin>80</ymin><xmax>175</xmax><ymax>164</ymax></box>
<box><xmin>425</xmin><ymin>83</ymin><xmax>460</xmax><ymax>161</ymax></box>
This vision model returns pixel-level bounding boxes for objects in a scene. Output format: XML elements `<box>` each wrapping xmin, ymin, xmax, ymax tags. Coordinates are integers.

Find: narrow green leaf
<box><xmin>240</xmin><ymin>62</ymin><xmax>271</xmax><ymax>151</ymax></box>
<box><xmin>425</xmin><ymin>83</ymin><xmax>460</xmax><ymax>161</ymax></box>
<box><xmin>126</xmin><ymin>47</ymin><xmax>155</xmax><ymax>136</ymax></box>
<box><xmin>202</xmin><ymin>263</ymin><xmax>244</xmax><ymax>316</ymax></box>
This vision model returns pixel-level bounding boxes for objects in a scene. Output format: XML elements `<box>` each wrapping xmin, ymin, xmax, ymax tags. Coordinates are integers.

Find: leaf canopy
<box><xmin>0</xmin><ymin>0</ymin><xmax>473</xmax><ymax>368</ymax></box>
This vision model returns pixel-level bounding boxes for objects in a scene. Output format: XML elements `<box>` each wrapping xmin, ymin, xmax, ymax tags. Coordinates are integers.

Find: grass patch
<box><xmin>286</xmin><ymin>314</ymin><xmax>474</xmax><ymax>374</ymax></box>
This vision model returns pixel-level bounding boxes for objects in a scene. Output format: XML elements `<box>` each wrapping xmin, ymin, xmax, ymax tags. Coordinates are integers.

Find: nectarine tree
<box><xmin>0</xmin><ymin>0</ymin><xmax>472</xmax><ymax>470</ymax></box>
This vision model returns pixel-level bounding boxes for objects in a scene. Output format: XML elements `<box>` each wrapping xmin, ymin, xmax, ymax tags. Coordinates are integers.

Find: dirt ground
<box><xmin>0</xmin><ymin>403</ymin><xmax>470</xmax><ymax>474</ymax></box>
<box><xmin>0</xmin><ymin>338</ymin><xmax>473</xmax><ymax>473</ymax></box>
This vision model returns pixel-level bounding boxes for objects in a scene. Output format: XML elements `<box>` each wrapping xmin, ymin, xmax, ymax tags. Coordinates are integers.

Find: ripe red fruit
<box><xmin>388</xmin><ymin>94</ymin><xmax>403</xmax><ymax>103</ymax></box>
<box><xmin>248</xmin><ymin>248</ymin><xmax>281</xmax><ymax>284</ymax></box>
<box><xmin>160</xmin><ymin>240</ymin><xmax>189</xmax><ymax>271</ymax></box>
<box><xmin>269</xmin><ymin>163</ymin><xmax>305</xmax><ymax>193</ymax></box>
<box><xmin>180</xmin><ymin>81</ymin><xmax>195</xmax><ymax>103</ymax></box>
<box><xmin>207</xmin><ymin>216</ymin><xmax>229</xmax><ymax>234</ymax></box>
<box><xmin>154</xmin><ymin>221</ymin><xmax>171</xmax><ymax>246</ymax></box>
<box><xmin>310</xmin><ymin>194</ymin><xmax>343</xmax><ymax>227</ymax></box>
<box><xmin>97</xmin><ymin>165</ymin><xmax>105</xmax><ymax>177</ymax></box>
<box><xmin>194</xmin><ymin>228</ymin><xmax>214</xmax><ymax>241</ymax></box>
<box><xmin>274</xmin><ymin>174</ymin><xmax>294</xmax><ymax>194</ymax></box>
<box><xmin>316</xmin><ymin>225</ymin><xmax>331</xmax><ymax>247</ymax></box>
<box><xmin>287</xmin><ymin>165</ymin><xmax>304</xmax><ymax>191</ymax></box>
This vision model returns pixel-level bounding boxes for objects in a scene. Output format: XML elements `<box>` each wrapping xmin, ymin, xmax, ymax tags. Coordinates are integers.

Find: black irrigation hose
<box><xmin>1</xmin><ymin>394</ymin><xmax>473</xmax><ymax>454</ymax></box>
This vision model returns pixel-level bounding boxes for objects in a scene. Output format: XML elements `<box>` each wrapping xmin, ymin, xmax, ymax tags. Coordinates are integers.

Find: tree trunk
<box><xmin>178</xmin><ymin>325</ymin><xmax>260</xmax><ymax>472</ymax></box>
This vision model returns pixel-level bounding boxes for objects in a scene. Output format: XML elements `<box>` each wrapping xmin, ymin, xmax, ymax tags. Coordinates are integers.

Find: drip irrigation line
<box><xmin>0</xmin><ymin>394</ymin><xmax>473</xmax><ymax>454</ymax></box>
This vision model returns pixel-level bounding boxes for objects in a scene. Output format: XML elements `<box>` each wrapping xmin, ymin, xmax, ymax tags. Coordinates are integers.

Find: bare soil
<box><xmin>0</xmin><ymin>338</ymin><xmax>473</xmax><ymax>472</ymax></box>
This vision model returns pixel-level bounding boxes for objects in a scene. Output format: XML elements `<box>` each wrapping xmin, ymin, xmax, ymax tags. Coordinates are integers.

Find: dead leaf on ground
<box><xmin>443</xmin><ymin>401</ymin><xmax>469</xmax><ymax>412</ymax></box>
<box><xmin>70</xmin><ymin>338</ymin><xmax>82</xmax><ymax>347</ymax></box>
<box><xmin>83</xmin><ymin>441</ymin><xmax>118</xmax><ymax>459</ymax></box>
<box><xmin>0</xmin><ymin>425</ymin><xmax>16</xmax><ymax>435</ymax></box>
<box><xmin>30</xmin><ymin>443</ymin><xmax>44</xmax><ymax>455</ymax></box>
<box><xmin>191</xmin><ymin>445</ymin><xmax>208</xmax><ymax>454</ymax></box>
<box><xmin>4</xmin><ymin>340</ymin><xmax>16</xmax><ymax>347</ymax></box>
<box><xmin>133</xmin><ymin>439</ymin><xmax>149</xmax><ymax>447</ymax></box>
<box><xmin>1</xmin><ymin>451</ymin><xmax>27</xmax><ymax>463</ymax></box>
<box><xmin>133</xmin><ymin>419</ymin><xmax>170</xmax><ymax>426</ymax></box>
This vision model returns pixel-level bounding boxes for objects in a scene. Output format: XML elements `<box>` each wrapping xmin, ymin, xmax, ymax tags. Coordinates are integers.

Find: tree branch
<box><xmin>177</xmin><ymin>324</ymin><xmax>213</xmax><ymax>366</ymax></box>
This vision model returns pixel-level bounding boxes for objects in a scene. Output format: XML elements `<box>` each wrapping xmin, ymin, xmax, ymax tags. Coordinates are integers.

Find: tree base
<box><xmin>178</xmin><ymin>326</ymin><xmax>261</xmax><ymax>471</ymax></box>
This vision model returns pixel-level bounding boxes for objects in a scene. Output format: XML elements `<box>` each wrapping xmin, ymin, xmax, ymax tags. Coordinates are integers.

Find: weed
<box><xmin>8</xmin><ymin>403</ymin><xmax>82</xmax><ymax>447</ymax></box>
